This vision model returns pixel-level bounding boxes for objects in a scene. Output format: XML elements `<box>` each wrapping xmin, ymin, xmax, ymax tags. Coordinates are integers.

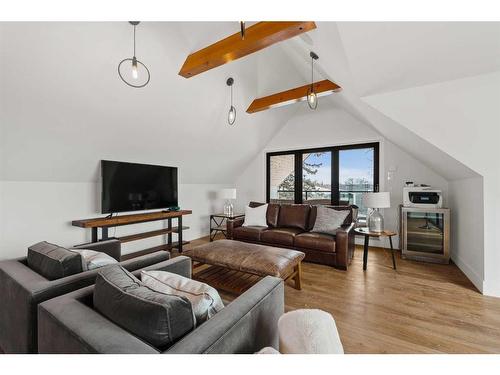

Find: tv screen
<box><xmin>101</xmin><ymin>160</ymin><xmax>178</xmax><ymax>214</ymax></box>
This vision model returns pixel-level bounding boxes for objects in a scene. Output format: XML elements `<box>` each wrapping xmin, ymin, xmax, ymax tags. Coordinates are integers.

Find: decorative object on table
<box><xmin>362</xmin><ymin>191</ymin><xmax>390</xmax><ymax>233</ymax></box>
<box><xmin>354</xmin><ymin>227</ymin><xmax>397</xmax><ymax>270</ymax></box>
<box><xmin>278</xmin><ymin>309</ymin><xmax>344</xmax><ymax>354</ymax></box>
<box><xmin>226</xmin><ymin>77</ymin><xmax>236</xmax><ymax>125</ymax></box>
<box><xmin>220</xmin><ymin>188</ymin><xmax>236</xmax><ymax>216</ymax></box>
<box><xmin>400</xmin><ymin>206</ymin><xmax>450</xmax><ymax>264</ymax></box>
<box><xmin>209</xmin><ymin>212</ymin><xmax>245</xmax><ymax>242</ymax></box>
<box><xmin>118</xmin><ymin>21</ymin><xmax>151</xmax><ymax>88</ymax></box>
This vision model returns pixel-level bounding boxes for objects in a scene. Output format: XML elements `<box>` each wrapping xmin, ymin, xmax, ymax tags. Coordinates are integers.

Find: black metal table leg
<box><xmin>91</xmin><ymin>227</ymin><xmax>98</xmax><ymax>243</ymax></box>
<box><xmin>167</xmin><ymin>218</ymin><xmax>172</xmax><ymax>246</ymax></box>
<box><xmin>101</xmin><ymin>227</ymin><xmax>108</xmax><ymax>240</ymax></box>
<box><xmin>178</xmin><ymin>216</ymin><xmax>183</xmax><ymax>253</ymax></box>
<box><xmin>363</xmin><ymin>235</ymin><xmax>369</xmax><ymax>271</ymax></box>
<box><xmin>389</xmin><ymin>236</ymin><xmax>396</xmax><ymax>269</ymax></box>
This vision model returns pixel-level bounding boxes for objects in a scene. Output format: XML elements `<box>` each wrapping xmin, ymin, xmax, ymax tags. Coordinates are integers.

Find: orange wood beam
<box><xmin>246</xmin><ymin>79</ymin><xmax>342</xmax><ymax>113</ymax></box>
<box><xmin>179</xmin><ymin>22</ymin><xmax>317</xmax><ymax>78</ymax></box>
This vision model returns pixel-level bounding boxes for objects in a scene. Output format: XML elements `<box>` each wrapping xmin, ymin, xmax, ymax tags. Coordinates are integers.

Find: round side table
<box><xmin>354</xmin><ymin>227</ymin><xmax>397</xmax><ymax>271</ymax></box>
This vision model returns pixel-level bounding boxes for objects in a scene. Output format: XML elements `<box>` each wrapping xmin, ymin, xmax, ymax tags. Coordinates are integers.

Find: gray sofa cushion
<box><xmin>93</xmin><ymin>265</ymin><xmax>195</xmax><ymax>348</ymax></box>
<box><xmin>27</xmin><ymin>241</ymin><xmax>83</xmax><ymax>280</ymax></box>
<box><xmin>311</xmin><ymin>206</ymin><xmax>350</xmax><ymax>235</ymax></box>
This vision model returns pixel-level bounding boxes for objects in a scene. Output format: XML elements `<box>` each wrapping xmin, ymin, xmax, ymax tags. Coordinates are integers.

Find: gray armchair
<box><xmin>38</xmin><ymin>256</ymin><xmax>285</xmax><ymax>354</ymax></box>
<box><xmin>0</xmin><ymin>239</ymin><xmax>169</xmax><ymax>353</ymax></box>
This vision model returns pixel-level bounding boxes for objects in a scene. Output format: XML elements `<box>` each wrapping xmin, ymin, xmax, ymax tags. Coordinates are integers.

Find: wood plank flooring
<box><xmin>184</xmin><ymin>236</ymin><xmax>500</xmax><ymax>354</ymax></box>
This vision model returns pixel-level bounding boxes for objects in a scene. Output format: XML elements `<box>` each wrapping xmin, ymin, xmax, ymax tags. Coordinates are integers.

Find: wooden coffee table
<box><xmin>184</xmin><ymin>239</ymin><xmax>305</xmax><ymax>294</ymax></box>
<box><xmin>354</xmin><ymin>227</ymin><xmax>397</xmax><ymax>271</ymax></box>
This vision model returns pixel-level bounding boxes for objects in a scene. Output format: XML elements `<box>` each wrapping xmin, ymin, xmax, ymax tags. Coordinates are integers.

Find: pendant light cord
<box><xmin>311</xmin><ymin>55</ymin><xmax>314</xmax><ymax>90</ymax></box>
<box><xmin>231</xmin><ymin>84</ymin><xmax>233</xmax><ymax>107</ymax></box>
<box><xmin>133</xmin><ymin>24</ymin><xmax>136</xmax><ymax>57</ymax></box>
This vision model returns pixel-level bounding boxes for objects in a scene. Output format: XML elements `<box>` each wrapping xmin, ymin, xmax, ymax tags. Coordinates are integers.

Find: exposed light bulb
<box><xmin>132</xmin><ymin>57</ymin><xmax>138</xmax><ymax>79</ymax></box>
<box><xmin>307</xmin><ymin>91</ymin><xmax>317</xmax><ymax>109</ymax></box>
<box><xmin>228</xmin><ymin>106</ymin><xmax>236</xmax><ymax>125</ymax></box>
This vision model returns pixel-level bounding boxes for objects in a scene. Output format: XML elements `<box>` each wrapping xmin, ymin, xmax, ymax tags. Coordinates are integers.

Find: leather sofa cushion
<box><xmin>278</xmin><ymin>204</ymin><xmax>310</xmax><ymax>230</ymax></box>
<box><xmin>308</xmin><ymin>205</ymin><xmax>354</xmax><ymax>231</ymax></box>
<box><xmin>261</xmin><ymin>228</ymin><xmax>304</xmax><ymax>247</ymax></box>
<box><xmin>27</xmin><ymin>241</ymin><xmax>83</xmax><ymax>280</ymax></box>
<box><xmin>94</xmin><ymin>265</ymin><xmax>195</xmax><ymax>349</ymax></box>
<box><xmin>294</xmin><ymin>232</ymin><xmax>336</xmax><ymax>253</ymax></box>
<box><xmin>233</xmin><ymin>226</ymin><xmax>268</xmax><ymax>242</ymax></box>
<box><xmin>249</xmin><ymin>201</ymin><xmax>280</xmax><ymax>227</ymax></box>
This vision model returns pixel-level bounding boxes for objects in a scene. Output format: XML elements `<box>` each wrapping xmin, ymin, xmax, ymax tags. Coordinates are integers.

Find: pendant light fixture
<box><xmin>227</xmin><ymin>77</ymin><xmax>236</xmax><ymax>125</ymax></box>
<box><xmin>118</xmin><ymin>21</ymin><xmax>151</xmax><ymax>88</ymax></box>
<box><xmin>307</xmin><ymin>51</ymin><xmax>319</xmax><ymax>110</ymax></box>
<box><xmin>240</xmin><ymin>21</ymin><xmax>246</xmax><ymax>40</ymax></box>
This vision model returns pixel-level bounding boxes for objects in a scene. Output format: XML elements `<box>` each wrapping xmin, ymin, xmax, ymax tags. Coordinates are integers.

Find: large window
<box><xmin>266</xmin><ymin>143</ymin><xmax>379</xmax><ymax>217</ymax></box>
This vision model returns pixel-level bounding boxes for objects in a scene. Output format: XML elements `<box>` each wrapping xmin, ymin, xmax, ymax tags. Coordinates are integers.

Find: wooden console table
<box><xmin>72</xmin><ymin>210</ymin><xmax>192</xmax><ymax>257</ymax></box>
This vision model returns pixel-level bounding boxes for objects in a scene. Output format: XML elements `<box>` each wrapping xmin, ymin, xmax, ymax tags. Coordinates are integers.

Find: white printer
<box><xmin>403</xmin><ymin>186</ymin><xmax>443</xmax><ymax>208</ymax></box>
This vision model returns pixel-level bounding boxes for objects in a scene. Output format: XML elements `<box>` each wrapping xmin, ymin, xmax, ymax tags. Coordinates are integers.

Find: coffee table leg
<box><xmin>389</xmin><ymin>236</ymin><xmax>396</xmax><ymax>270</ymax></box>
<box><xmin>363</xmin><ymin>235</ymin><xmax>369</xmax><ymax>271</ymax></box>
<box><xmin>294</xmin><ymin>262</ymin><xmax>302</xmax><ymax>290</ymax></box>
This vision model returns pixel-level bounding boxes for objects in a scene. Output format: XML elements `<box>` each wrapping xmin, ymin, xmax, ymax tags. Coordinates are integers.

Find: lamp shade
<box><xmin>220</xmin><ymin>188</ymin><xmax>237</xmax><ymax>200</ymax></box>
<box><xmin>362</xmin><ymin>192</ymin><xmax>390</xmax><ymax>209</ymax></box>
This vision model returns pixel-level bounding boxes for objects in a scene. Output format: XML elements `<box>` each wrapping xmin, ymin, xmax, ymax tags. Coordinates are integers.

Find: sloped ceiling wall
<box><xmin>0</xmin><ymin>22</ymin><xmax>301</xmax><ymax>184</ymax></box>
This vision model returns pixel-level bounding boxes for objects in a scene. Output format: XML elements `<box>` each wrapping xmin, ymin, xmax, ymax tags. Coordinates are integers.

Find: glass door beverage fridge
<box><xmin>400</xmin><ymin>206</ymin><xmax>450</xmax><ymax>264</ymax></box>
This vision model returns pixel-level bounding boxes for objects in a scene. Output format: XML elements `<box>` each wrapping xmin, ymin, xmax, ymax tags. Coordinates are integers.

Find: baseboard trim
<box><xmin>451</xmin><ymin>254</ymin><xmax>484</xmax><ymax>293</ymax></box>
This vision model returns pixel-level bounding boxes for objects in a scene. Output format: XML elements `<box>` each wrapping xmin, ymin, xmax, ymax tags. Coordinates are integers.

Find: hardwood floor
<box><xmin>184</xmin><ymin>236</ymin><xmax>500</xmax><ymax>354</ymax></box>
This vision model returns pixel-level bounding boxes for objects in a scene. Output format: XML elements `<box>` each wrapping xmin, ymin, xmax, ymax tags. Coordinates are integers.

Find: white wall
<box><xmin>448</xmin><ymin>177</ymin><xmax>485</xmax><ymax>290</ymax></box>
<box><xmin>235</xmin><ymin>106</ymin><xmax>449</xmax><ymax>249</ymax></box>
<box><xmin>0</xmin><ymin>181</ymin><xmax>228</xmax><ymax>260</ymax></box>
<box><xmin>364</xmin><ymin>71</ymin><xmax>499</xmax><ymax>296</ymax></box>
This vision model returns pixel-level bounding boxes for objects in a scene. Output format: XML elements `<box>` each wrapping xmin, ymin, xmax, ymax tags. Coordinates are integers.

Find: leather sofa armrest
<box><xmin>335</xmin><ymin>223</ymin><xmax>355</xmax><ymax>270</ymax></box>
<box><xmin>73</xmin><ymin>239</ymin><xmax>121</xmax><ymax>261</ymax></box>
<box><xmin>227</xmin><ymin>217</ymin><xmax>244</xmax><ymax>239</ymax></box>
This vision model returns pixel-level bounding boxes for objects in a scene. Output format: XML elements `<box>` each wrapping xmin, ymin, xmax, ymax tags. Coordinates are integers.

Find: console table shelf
<box><xmin>118</xmin><ymin>226</ymin><xmax>189</xmax><ymax>243</ymax></box>
<box><xmin>72</xmin><ymin>210</ymin><xmax>192</xmax><ymax>256</ymax></box>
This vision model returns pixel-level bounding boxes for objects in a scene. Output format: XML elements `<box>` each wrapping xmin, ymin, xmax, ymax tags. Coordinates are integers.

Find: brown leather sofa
<box><xmin>227</xmin><ymin>202</ymin><xmax>356</xmax><ymax>270</ymax></box>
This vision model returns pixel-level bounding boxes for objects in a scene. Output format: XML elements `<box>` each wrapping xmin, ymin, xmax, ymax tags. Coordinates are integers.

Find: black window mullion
<box><xmin>294</xmin><ymin>152</ymin><xmax>303</xmax><ymax>204</ymax></box>
<box><xmin>332</xmin><ymin>149</ymin><xmax>339</xmax><ymax>205</ymax></box>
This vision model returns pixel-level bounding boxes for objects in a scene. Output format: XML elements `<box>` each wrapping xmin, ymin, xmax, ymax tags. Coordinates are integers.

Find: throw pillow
<box><xmin>70</xmin><ymin>248</ymin><xmax>118</xmax><ymax>271</ymax></box>
<box><xmin>242</xmin><ymin>203</ymin><xmax>268</xmax><ymax>227</ymax></box>
<box><xmin>141</xmin><ymin>270</ymin><xmax>224</xmax><ymax>324</ymax></box>
<box><xmin>94</xmin><ymin>265</ymin><xmax>195</xmax><ymax>348</ymax></box>
<box><xmin>27</xmin><ymin>241</ymin><xmax>83</xmax><ymax>280</ymax></box>
<box><xmin>311</xmin><ymin>206</ymin><xmax>350</xmax><ymax>235</ymax></box>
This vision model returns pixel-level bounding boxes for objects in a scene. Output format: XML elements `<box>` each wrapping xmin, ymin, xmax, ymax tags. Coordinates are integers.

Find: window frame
<box><xmin>266</xmin><ymin>142</ymin><xmax>380</xmax><ymax>206</ymax></box>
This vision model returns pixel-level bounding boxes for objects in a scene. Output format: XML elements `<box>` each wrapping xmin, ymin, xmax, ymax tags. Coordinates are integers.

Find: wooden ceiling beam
<box><xmin>246</xmin><ymin>79</ymin><xmax>342</xmax><ymax>113</ymax></box>
<box><xmin>179</xmin><ymin>21</ymin><xmax>317</xmax><ymax>78</ymax></box>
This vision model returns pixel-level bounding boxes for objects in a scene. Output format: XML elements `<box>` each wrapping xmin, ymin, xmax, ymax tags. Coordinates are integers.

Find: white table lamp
<box><xmin>220</xmin><ymin>188</ymin><xmax>237</xmax><ymax>216</ymax></box>
<box><xmin>362</xmin><ymin>192</ymin><xmax>390</xmax><ymax>232</ymax></box>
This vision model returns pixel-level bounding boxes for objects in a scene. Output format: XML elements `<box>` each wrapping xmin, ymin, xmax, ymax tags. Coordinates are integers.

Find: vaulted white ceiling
<box><xmin>1</xmin><ymin>21</ymin><xmax>497</xmax><ymax>185</ymax></box>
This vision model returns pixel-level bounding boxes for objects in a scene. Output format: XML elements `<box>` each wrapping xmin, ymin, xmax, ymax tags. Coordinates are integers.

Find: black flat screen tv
<box><xmin>101</xmin><ymin>160</ymin><xmax>178</xmax><ymax>214</ymax></box>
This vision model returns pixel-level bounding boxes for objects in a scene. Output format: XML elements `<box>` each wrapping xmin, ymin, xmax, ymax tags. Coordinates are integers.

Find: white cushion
<box><xmin>70</xmin><ymin>249</ymin><xmax>118</xmax><ymax>271</ymax></box>
<box><xmin>242</xmin><ymin>204</ymin><xmax>268</xmax><ymax>227</ymax></box>
<box><xmin>278</xmin><ymin>309</ymin><xmax>344</xmax><ymax>354</ymax></box>
<box><xmin>141</xmin><ymin>270</ymin><xmax>224</xmax><ymax>325</ymax></box>
<box><xmin>255</xmin><ymin>346</ymin><xmax>280</xmax><ymax>354</ymax></box>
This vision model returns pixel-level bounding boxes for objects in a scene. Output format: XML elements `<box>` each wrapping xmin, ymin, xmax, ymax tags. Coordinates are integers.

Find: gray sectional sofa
<box><xmin>37</xmin><ymin>256</ymin><xmax>285</xmax><ymax>354</ymax></box>
<box><xmin>0</xmin><ymin>239</ymin><xmax>169</xmax><ymax>353</ymax></box>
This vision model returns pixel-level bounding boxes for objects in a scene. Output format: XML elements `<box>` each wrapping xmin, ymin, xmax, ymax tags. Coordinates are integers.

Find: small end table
<box><xmin>210</xmin><ymin>213</ymin><xmax>245</xmax><ymax>241</ymax></box>
<box><xmin>354</xmin><ymin>227</ymin><xmax>397</xmax><ymax>271</ymax></box>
